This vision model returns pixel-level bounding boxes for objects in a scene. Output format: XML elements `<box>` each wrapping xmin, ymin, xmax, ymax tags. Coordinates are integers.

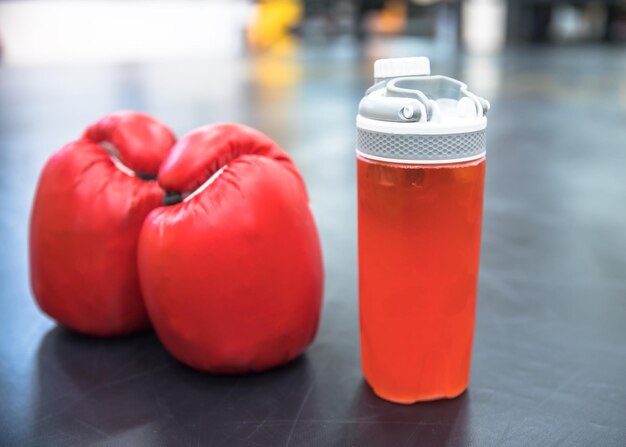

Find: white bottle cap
<box><xmin>374</xmin><ymin>57</ymin><xmax>431</xmax><ymax>79</ymax></box>
<box><xmin>358</xmin><ymin>56</ymin><xmax>489</xmax><ymax>164</ymax></box>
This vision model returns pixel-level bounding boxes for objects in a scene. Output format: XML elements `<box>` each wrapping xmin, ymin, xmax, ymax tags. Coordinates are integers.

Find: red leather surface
<box><xmin>158</xmin><ymin>123</ymin><xmax>301</xmax><ymax>193</ymax></box>
<box><xmin>29</xmin><ymin>112</ymin><xmax>175</xmax><ymax>336</ymax></box>
<box><xmin>83</xmin><ymin>111</ymin><xmax>175</xmax><ymax>175</ymax></box>
<box><xmin>139</xmin><ymin>123</ymin><xmax>323</xmax><ymax>373</ymax></box>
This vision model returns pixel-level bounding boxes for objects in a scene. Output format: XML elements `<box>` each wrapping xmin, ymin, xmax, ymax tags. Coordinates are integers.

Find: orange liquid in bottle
<box><xmin>357</xmin><ymin>155</ymin><xmax>486</xmax><ymax>403</ymax></box>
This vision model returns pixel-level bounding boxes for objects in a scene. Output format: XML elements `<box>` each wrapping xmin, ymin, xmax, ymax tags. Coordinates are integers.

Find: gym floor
<box><xmin>1</xmin><ymin>41</ymin><xmax>626</xmax><ymax>445</ymax></box>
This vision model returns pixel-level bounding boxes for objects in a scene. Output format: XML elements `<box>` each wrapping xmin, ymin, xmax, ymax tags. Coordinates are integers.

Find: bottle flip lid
<box><xmin>374</xmin><ymin>57</ymin><xmax>431</xmax><ymax>79</ymax></box>
<box><xmin>357</xmin><ymin>57</ymin><xmax>489</xmax><ymax>164</ymax></box>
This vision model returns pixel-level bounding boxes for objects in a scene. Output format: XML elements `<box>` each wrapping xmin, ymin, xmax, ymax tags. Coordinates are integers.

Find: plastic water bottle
<box><xmin>357</xmin><ymin>57</ymin><xmax>490</xmax><ymax>404</ymax></box>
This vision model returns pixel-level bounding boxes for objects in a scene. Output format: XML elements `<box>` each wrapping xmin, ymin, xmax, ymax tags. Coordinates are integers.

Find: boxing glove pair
<box><xmin>30</xmin><ymin>111</ymin><xmax>324</xmax><ymax>373</ymax></box>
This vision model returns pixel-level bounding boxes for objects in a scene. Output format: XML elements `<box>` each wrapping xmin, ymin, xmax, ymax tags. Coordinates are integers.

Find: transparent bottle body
<box><xmin>357</xmin><ymin>154</ymin><xmax>486</xmax><ymax>403</ymax></box>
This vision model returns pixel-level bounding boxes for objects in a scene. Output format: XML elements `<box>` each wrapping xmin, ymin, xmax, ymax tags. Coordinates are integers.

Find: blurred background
<box><xmin>2</xmin><ymin>1</ymin><xmax>626</xmax><ymax>445</ymax></box>
<box><xmin>1</xmin><ymin>0</ymin><xmax>626</xmax><ymax>64</ymax></box>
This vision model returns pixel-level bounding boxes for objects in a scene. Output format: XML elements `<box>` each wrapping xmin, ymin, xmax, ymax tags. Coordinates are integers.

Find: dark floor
<box><xmin>1</xmin><ymin>41</ymin><xmax>626</xmax><ymax>446</ymax></box>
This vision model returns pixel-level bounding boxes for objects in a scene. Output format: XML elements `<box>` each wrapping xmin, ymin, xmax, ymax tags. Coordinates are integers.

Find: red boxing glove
<box><xmin>29</xmin><ymin>111</ymin><xmax>175</xmax><ymax>336</ymax></box>
<box><xmin>138</xmin><ymin>124</ymin><xmax>324</xmax><ymax>373</ymax></box>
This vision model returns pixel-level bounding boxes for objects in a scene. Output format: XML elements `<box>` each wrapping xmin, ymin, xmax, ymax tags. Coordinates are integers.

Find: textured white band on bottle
<box><xmin>356</xmin><ymin>128</ymin><xmax>486</xmax><ymax>164</ymax></box>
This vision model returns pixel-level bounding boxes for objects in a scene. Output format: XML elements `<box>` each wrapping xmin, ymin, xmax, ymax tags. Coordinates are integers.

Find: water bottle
<box><xmin>357</xmin><ymin>57</ymin><xmax>489</xmax><ymax>403</ymax></box>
